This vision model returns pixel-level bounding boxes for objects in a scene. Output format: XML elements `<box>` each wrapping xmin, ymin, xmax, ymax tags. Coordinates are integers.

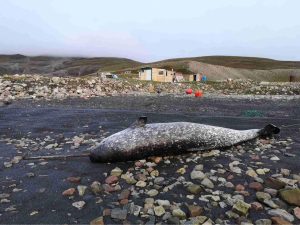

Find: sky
<box><xmin>0</xmin><ymin>0</ymin><xmax>300</xmax><ymax>62</ymax></box>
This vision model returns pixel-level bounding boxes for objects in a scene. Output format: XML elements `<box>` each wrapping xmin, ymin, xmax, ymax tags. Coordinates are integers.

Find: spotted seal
<box><xmin>89</xmin><ymin>116</ymin><xmax>280</xmax><ymax>163</ymax></box>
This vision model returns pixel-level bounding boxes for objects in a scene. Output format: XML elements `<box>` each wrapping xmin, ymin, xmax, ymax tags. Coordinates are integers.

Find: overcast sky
<box><xmin>0</xmin><ymin>0</ymin><xmax>299</xmax><ymax>62</ymax></box>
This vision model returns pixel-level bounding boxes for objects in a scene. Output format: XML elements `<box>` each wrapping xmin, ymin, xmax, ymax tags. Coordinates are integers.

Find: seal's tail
<box><xmin>259</xmin><ymin>124</ymin><xmax>280</xmax><ymax>137</ymax></box>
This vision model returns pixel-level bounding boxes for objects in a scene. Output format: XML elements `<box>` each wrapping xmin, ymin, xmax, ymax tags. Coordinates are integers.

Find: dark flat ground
<box><xmin>0</xmin><ymin>96</ymin><xmax>299</xmax><ymax>224</ymax></box>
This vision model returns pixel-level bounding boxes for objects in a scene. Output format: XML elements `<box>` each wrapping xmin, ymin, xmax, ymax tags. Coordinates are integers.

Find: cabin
<box><xmin>139</xmin><ymin>67</ymin><xmax>203</xmax><ymax>82</ymax></box>
<box><xmin>139</xmin><ymin>67</ymin><xmax>175</xmax><ymax>82</ymax></box>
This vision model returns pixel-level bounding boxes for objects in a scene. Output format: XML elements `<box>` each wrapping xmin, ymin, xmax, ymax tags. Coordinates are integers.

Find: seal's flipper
<box><xmin>131</xmin><ymin>116</ymin><xmax>147</xmax><ymax>128</ymax></box>
<box><xmin>259</xmin><ymin>124</ymin><xmax>280</xmax><ymax>137</ymax></box>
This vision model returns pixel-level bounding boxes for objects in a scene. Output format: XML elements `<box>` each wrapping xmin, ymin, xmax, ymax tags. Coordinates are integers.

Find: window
<box><xmin>158</xmin><ymin>71</ymin><xmax>164</xmax><ymax>75</ymax></box>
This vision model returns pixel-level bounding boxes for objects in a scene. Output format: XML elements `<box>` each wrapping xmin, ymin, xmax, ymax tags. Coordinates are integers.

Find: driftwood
<box><xmin>23</xmin><ymin>153</ymin><xmax>90</xmax><ymax>160</ymax></box>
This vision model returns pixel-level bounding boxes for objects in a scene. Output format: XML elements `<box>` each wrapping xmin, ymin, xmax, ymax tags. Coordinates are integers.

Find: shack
<box><xmin>139</xmin><ymin>67</ymin><xmax>175</xmax><ymax>82</ymax></box>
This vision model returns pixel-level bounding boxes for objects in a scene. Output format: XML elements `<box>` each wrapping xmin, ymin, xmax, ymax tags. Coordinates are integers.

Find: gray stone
<box><xmin>267</xmin><ymin>209</ymin><xmax>294</xmax><ymax>222</ymax></box>
<box><xmin>111</xmin><ymin>208</ymin><xmax>127</xmax><ymax>220</ymax></box>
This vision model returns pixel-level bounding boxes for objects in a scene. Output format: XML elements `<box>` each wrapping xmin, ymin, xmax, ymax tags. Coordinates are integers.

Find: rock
<box><xmin>251</xmin><ymin>202</ymin><xmax>263</xmax><ymax>211</ymax></box>
<box><xmin>119</xmin><ymin>189</ymin><xmax>131</xmax><ymax>200</ymax></box>
<box><xmin>77</xmin><ymin>185</ymin><xmax>87</xmax><ymax>196</ymax></box>
<box><xmin>67</xmin><ymin>176</ymin><xmax>81</xmax><ymax>183</ymax></box>
<box><xmin>90</xmin><ymin>181</ymin><xmax>102</xmax><ymax>195</ymax></box>
<box><xmin>270</xmin><ymin>156</ymin><xmax>280</xmax><ymax>161</ymax></box>
<box><xmin>271</xmin><ymin>217</ymin><xmax>292</xmax><ymax>225</ymax></box>
<box><xmin>136</xmin><ymin>181</ymin><xmax>147</xmax><ymax>187</ymax></box>
<box><xmin>172</xmin><ymin>208</ymin><xmax>186</xmax><ymax>219</ymax></box>
<box><xmin>111</xmin><ymin>208</ymin><xmax>127</xmax><ymax>220</ymax></box>
<box><xmin>72</xmin><ymin>201</ymin><xmax>85</xmax><ymax>210</ymax></box>
<box><xmin>187</xmin><ymin>184</ymin><xmax>203</xmax><ymax>194</ymax></box>
<box><xmin>194</xmin><ymin>164</ymin><xmax>204</xmax><ymax>171</ymax></box>
<box><xmin>62</xmin><ymin>188</ymin><xmax>76</xmax><ymax>196</ymax></box>
<box><xmin>246</xmin><ymin>169</ymin><xmax>258</xmax><ymax>177</ymax></box>
<box><xmin>147</xmin><ymin>189</ymin><xmax>158</xmax><ymax>197</ymax></box>
<box><xmin>154</xmin><ymin>206</ymin><xmax>165</xmax><ymax>216</ymax></box>
<box><xmin>265</xmin><ymin>177</ymin><xmax>286</xmax><ymax>190</ymax></box>
<box><xmin>249</xmin><ymin>182</ymin><xmax>263</xmax><ymax>191</ymax></box>
<box><xmin>176</xmin><ymin>167</ymin><xmax>186</xmax><ymax>175</ymax></box>
<box><xmin>279</xmin><ymin>189</ymin><xmax>300</xmax><ymax>206</ymax></box>
<box><xmin>235</xmin><ymin>184</ymin><xmax>245</xmax><ymax>192</ymax></box>
<box><xmin>268</xmin><ymin>209</ymin><xmax>294</xmax><ymax>222</ymax></box>
<box><xmin>264</xmin><ymin>188</ymin><xmax>278</xmax><ymax>197</ymax></box>
<box><xmin>4</xmin><ymin>162</ymin><xmax>12</xmax><ymax>168</ymax></box>
<box><xmin>201</xmin><ymin>178</ymin><xmax>214</xmax><ymax>189</ymax></box>
<box><xmin>255</xmin><ymin>219</ymin><xmax>272</xmax><ymax>225</ymax></box>
<box><xmin>190</xmin><ymin>170</ymin><xmax>205</xmax><ymax>180</ymax></box>
<box><xmin>293</xmin><ymin>207</ymin><xmax>300</xmax><ymax>220</ymax></box>
<box><xmin>167</xmin><ymin>217</ymin><xmax>180</xmax><ymax>225</ymax></box>
<box><xmin>90</xmin><ymin>216</ymin><xmax>104</xmax><ymax>225</ymax></box>
<box><xmin>187</xmin><ymin>205</ymin><xmax>203</xmax><ymax>217</ymax></box>
<box><xmin>232</xmin><ymin>200</ymin><xmax>251</xmax><ymax>216</ymax></box>
<box><xmin>156</xmin><ymin>199</ymin><xmax>170</xmax><ymax>207</ymax></box>
<box><xmin>111</xmin><ymin>167</ymin><xmax>123</xmax><ymax>177</ymax></box>
<box><xmin>256</xmin><ymin>192</ymin><xmax>271</xmax><ymax>201</ymax></box>
<box><xmin>105</xmin><ymin>175</ymin><xmax>118</xmax><ymax>185</ymax></box>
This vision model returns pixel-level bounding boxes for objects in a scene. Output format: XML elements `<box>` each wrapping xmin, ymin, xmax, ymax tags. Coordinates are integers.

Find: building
<box><xmin>139</xmin><ymin>67</ymin><xmax>175</xmax><ymax>82</ymax></box>
<box><xmin>139</xmin><ymin>67</ymin><xmax>203</xmax><ymax>82</ymax></box>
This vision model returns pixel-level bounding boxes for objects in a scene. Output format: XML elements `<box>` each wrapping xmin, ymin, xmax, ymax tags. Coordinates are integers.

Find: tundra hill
<box><xmin>140</xmin><ymin>56</ymin><xmax>300</xmax><ymax>81</ymax></box>
<box><xmin>1</xmin><ymin>54</ymin><xmax>300</xmax><ymax>81</ymax></box>
<box><xmin>0</xmin><ymin>54</ymin><xmax>142</xmax><ymax>76</ymax></box>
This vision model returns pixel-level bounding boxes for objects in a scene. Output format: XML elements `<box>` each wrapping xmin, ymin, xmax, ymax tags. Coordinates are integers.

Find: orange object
<box><xmin>186</xmin><ymin>89</ymin><xmax>193</xmax><ymax>94</ymax></box>
<box><xmin>195</xmin><ymin>90</ymin><xmax>203</xmax><ymax>97</ymax></box>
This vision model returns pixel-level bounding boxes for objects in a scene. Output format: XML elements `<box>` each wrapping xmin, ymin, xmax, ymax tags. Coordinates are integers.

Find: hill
<box><xmin>0</xmin><ymin>54</ymin><xmax>142</xmax><ymax>76</ymax></box>
<box><xmin>1</xmin><ymin>54</ymin><xmax>300</xmax><ymax>81</ymax></box>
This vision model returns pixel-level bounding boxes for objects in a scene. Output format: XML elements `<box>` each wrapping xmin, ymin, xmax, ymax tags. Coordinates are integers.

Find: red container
<box><xmin>186</xmin><ymin>89</ymin><xmax>193</xmax><ymax>94</ymax></box>
<box><xmin>195</xmin><ymin>90</ymin><xmax>203</xmax><ymax>97</ymax></box>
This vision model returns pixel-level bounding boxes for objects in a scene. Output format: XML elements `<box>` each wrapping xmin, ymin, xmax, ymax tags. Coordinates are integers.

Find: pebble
<box><xmin>67</xmin><ymin>176</ymin><xmax>81</xmax><ymax>183</ymax></box>
<box><xmin>147</xmin><ymin>189</ymin><xmax>158</xmax><ymax>197</ymax></box>
<box><xmin>249</xmin><ymin>182</ymin><xmax>263</xmax><ymax>191</ymax></box>
<box><xmin>255</xmin><ymin>219</ymin><xmax>272</xmax><ymax>225</ymax></box>
<box><xmin>187</xmin><ymin>184</ymin><xmax>203</xmax><ymax>194</ymax></box>
<box><xmin>90</xmin><ymin>181</ymin><xmax>102</xmax><ymax>195</ymax></box>
<box><xmin>190</xmin><ymin>170</ymin><xmax>205</xmax><ymax>180</ymax></box>
<box><xmin>105</xmin><ymin>176</ymin><xmax>118</xmax><ymax>185</ymax></box>
<box><xmin>154</xmin><ymin>206</ymin><xmax>165</xmax><ymax>216</ymax></box>
<box><xmin>187</xmin><ymin>205</ymin><xmax>203</xmax><ymax>217</ymax></box>
<box><xmin>77</xmin><ymin>185</ymin><xmax>87</xmax><ymax>196</ymax></box>
<box><xmin>90</xmin><ymin>216</ymin><xmax>104</xmax><ymax>225</ymax></box>
<box><xmin>271</xmin><ymin>217</ymin><xmax>292</xmax><ymax>225</ymax></box>
<box><xmin>136</xmin><ymin>180</ymin><xmax>147</xmax><ymax>187</ymax></box>
<box><xmin>172</xmin><ymin>208</ymin><xmax>186</xmax><ymax>219</ymax></box>
<box><xmin>111</xmin><ymin>208</ymin><xmax>127</xmax><ymax>220</ymax></box>
<box><xmin>268</xmin><ymin>209</ymin><xmax>294</xmax><ymax>222</ymax></box>
<box><xmin>201</xmin><ymin>178</ymin><xmax>214</xmax><ymax>189</ymax></box>
<box><xmin>62</xmin><ymin>188</ymin><xmax>76</xmax><ymax>196</ymax></box>
<box><xmin>293</xmin><ymin>207</ymin><xmax>300</xmax><ymax>220</ymax></box>
<box><xmin>72</xmin><ymin>201</ymin><xmax>85</xmax><ymax>210</ymax></box>
<box><xmin>232</xmin><ymin>200</ymin><xmax>251</xmax><ymax>216</ymax></box>
<box><xmin>110</xmin><ymin>167</ymin><xmax>123</xmax><ymax>177</ymax></box>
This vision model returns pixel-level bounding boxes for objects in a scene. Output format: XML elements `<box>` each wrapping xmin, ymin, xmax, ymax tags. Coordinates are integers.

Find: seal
<box><xmin>89</xmin><ymin>116</ymin><xmax>280</xmax><ymax>163</ymax></box>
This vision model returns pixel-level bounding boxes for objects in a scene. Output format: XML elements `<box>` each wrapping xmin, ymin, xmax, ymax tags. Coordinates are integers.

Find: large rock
<box><xmin>268</xmin><ymin>209</ymin><xmax>294</xmax><ymax>222</ymax></box>
<box><xmin>232</xmin><ymin>200</ymin><xmax>251</xmax><ymax>216</ymax></box>
<box><xmin>190</xmin><ymin>170</ymin><xmax>205</xmax><ymax>180</ymax></box>
<box><xmin>279</xmin><ymin>189</ymin><xmax>300</xmax><ymax>206</ymax></box>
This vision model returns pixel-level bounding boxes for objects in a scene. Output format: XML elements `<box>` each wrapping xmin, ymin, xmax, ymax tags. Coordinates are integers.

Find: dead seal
<box><xmin>89</xmin><ymin>116</ymin><xmax>280</xmax><ymax>163</ymax></box>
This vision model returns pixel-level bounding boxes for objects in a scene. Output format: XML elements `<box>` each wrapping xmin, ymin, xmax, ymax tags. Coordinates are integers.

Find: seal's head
<box><xmin>259</xmin><ymin>124</ymin><xmax>280</xmax><ymax>137</ymax></box>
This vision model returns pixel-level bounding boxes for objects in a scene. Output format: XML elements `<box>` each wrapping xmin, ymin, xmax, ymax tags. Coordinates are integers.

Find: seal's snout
<box><xmin>259</xmin><ymin>124</ymin><xmax>280</xmax><ymax>137</ymax></box>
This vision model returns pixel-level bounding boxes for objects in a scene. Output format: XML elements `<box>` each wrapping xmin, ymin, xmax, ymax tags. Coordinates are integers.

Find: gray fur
<box><xmin>90</xmin><ymin>119</ymin><xmax>278</xmax><ymax>163</ymax></box>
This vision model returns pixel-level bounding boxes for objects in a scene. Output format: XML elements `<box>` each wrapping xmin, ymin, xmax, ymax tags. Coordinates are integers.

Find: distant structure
<box><xmin>139</xmin><ymin>67</ymin><xmax>201</xmax><ymax>82</ymax></box>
